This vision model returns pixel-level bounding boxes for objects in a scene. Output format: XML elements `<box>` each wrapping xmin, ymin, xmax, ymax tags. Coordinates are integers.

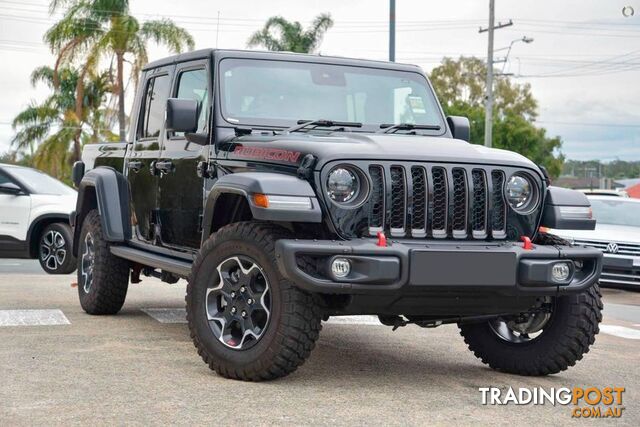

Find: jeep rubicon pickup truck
<box><xmin>70</xmin><ymin>49</ymin><xmax>603</xmax><ymax>381</ymax></box>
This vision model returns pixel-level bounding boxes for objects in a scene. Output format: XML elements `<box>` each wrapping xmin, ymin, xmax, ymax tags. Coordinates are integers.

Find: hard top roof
<box><xmin>142</xmin><ymin>48</ymin><xmax>422</xmax><ymax>73</ymax></box>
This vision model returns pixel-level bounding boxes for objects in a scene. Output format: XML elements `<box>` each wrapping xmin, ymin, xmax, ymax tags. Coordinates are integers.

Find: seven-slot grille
<box><xmin>367</xmin><ymin>164</ymin><xmax>508</xmax><ymax>239</ymax></box>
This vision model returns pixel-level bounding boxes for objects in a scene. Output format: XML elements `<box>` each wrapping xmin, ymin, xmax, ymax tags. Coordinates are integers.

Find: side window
<box><xmin>138</xmin><ymin>74</ymin><xmax>171</xmax><ymax>139</ymax></box>
<box><xmin>175</xmin><ymin>68</ymin><xmax>209</xmax><ymax>136</ymax></box>
<box><xmin>0</xmin><ymin>172</ymin><xmax>12</xmax><ymax>186</ymax></box>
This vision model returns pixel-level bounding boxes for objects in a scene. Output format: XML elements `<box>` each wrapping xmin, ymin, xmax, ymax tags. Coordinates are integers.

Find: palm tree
<box><xmin>11</xmin><ymin>66</ymin><xmax>114</xmax><ymax>178</ymax></box>
<box><xmin>247</xmin><ymin>14</ymin><xmax>334</xmax><ymax>53</ymax></box>
<box><xmin>44</xmin><ymin>0</ymin><xmax>195</xmax><ymax>142</ymax></box>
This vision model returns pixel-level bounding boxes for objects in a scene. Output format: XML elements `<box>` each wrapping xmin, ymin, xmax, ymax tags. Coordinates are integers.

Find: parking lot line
<box><xmin>326</xmin><ymin>315</ymin><xmax>382</xmax><ymax>326</ymax></box>
<box><xmin>141</xmin><ymin>308</ymin><xmax>385</xmax><ymax>327</ymax></box>
<box><xmin>141</xmin><ymin>308</ymin><xmax>188</xmax><ymax>323</ymax></box>
<box><xmin>600</xmin><ymin>324</ymin><xmax>640</xmax><ymax>340</ymax></box>
<box><xmin>0</xmin><ymin>309</ymin><xmax>70</xmax><ymax>327</ymax></box>
<box><xmin>139</xmin><ymin>308</ymin><xmax>640</xmax><ymax>341</ymax></box>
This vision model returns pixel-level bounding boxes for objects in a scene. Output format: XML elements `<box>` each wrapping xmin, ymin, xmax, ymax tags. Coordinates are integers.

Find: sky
<box><xmin>0</xmin><ymin>0</ymin><xmax>638</xmax><ymax>161</ymax></box>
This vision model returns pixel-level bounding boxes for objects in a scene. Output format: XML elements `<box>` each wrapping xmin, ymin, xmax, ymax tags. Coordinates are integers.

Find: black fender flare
<box><xmin>26</xmin><ymin>213</ymin><xmax>72</xmax><ymax>258</ymax></box>
<box><xmin>202</xmin><ymin>172</ymin><xmax>322</xmax><ymax>240</ymax></box>
<box><xmin>540</xmin><ymin>186</ymin><xmax>596</xmax><ymax>230</ymax></box>
<box><xmin>72</xmin><ymin>167</ymin><xmax>131</xmax><ymax>255</ymax></box>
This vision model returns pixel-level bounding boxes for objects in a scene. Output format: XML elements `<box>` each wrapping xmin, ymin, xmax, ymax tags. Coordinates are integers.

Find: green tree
<box><xmin>430</xmin><ymin>57</ymin><xmax>563</xmax><ymax>178</ymax></box>
<box><xmin>45</xmin><ymin>0</ymin><xmax>195</xmax><ymax>143</ymax></box>
<box><xmin>247</xmin><ymin>14</ymin><xmax>334</xmax><ymax>53</ymax></box>
<box><xmin>11</xmin><ymin>66</ymin><xmax>113</xmax><ymax>179</ymax></box>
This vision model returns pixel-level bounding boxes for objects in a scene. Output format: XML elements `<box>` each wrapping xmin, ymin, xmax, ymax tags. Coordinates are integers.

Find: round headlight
<box><xmin>506</xmin><ymin>174</ymin><xmax>536</xmax><ymax>212</ymax></box>
<box><xmin>327</xmin><ymin>167</ymin><xmax>359</xmax><ymax>203</ymax></box>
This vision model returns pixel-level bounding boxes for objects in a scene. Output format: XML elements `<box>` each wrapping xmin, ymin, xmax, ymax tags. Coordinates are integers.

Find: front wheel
<box><xmin>38</xmin><ymin>223</ymin><xmax>76</xmax><ymax>274</ymax></box>
<box><xmin>186</xmin><ymin>222</ymin><xmax>323</xmax><ymax>381</ymax></box>
<box><xmin>77</xmin><ymin>210</ymin><xmax>130</xmax><ymax>315</ymax></box>
<box><xmin>459</xmin><ymin>285</ymin><xmax>603</xmax><ymax>376</ymax></box>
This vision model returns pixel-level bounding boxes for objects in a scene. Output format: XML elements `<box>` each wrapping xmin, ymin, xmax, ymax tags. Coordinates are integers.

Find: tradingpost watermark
<box><xmin>479</xmin><ymin>386</ymin><xmax>626</xmax><ymax>419</ymax></box>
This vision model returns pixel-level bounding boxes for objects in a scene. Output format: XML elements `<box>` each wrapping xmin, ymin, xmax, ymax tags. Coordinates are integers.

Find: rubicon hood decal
<box><xmin>231</xmin><ymin>145</ymin><xmax>302</xmax><ymax>163</ymax></box>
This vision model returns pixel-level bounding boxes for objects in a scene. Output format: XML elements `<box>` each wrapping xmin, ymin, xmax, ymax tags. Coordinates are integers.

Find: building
<box><xmin>615</xmin><ymin>178</ymin><xmax>640</xmax><ymax>199</ymax></box>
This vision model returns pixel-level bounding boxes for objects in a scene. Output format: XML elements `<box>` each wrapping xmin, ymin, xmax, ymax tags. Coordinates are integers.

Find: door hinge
<box><xmin>197</xmin><ymin>161</ymin><xmax>216</xmax><ymax>179</ymax></box>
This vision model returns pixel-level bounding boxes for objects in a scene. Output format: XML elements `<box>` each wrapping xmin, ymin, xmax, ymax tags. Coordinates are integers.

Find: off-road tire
<box><xmin>459</xmin><ymin>284</ymin><xmax>603</xmax><ymax>376</ymax></box>
<box><xmin>187</xmin><ymin>221</ymin><xmax>323</xmax><ymax>381</ymax></box>
<box><xmin>38</xmin><ymin>222</ymin><xmax>77</xmax><ymax>275</ymax></box>
<box><xmin>534</xmin><ymin>232</ymin><xmax>572</xmax><ymax>247</ymax></box>
<box><xmin>77</xmin><ymin>209</ymin><xmax>130</xmax><ymax>315</ymax></box>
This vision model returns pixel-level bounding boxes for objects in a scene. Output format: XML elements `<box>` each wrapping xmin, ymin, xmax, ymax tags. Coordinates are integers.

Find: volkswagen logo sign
<box><xmin>606</xmin><ymin>242</ymin><xmax>619</xmax><ymax>254</ymax></box>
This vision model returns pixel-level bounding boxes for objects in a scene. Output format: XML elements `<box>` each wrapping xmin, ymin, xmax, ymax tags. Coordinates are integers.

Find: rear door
<box><xmin>127</xmin><ymin>66</ymin><xmax>173</xmax><ymax>243</ymax></box>
<box><xmin>157</xmin><ymin>60</ymin><xmax>211</xmax><ymax>249</ymax></box>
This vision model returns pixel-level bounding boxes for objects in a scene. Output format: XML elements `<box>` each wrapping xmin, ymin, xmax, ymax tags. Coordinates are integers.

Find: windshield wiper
<box><xmin>378</xmin><ymin>123</ymin><xmax>442</xmax><ymax>134</ymax></box>
<box><xmin>283</xmin><ymin>119</ymin><xmax>362</xmax><ymax>134</ymax></box>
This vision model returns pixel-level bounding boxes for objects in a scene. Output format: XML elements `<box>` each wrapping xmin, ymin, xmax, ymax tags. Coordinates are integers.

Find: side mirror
<box><xmin>166</xmin><ymin>98</ymin><xmax>198</xmax><ymax>133</ymax></box>
<box><xmin>446</xmin><ymin>116</ymin><xmax>470</xmax><ymax>142</ymax></box>
<box><xmin>0</xmin><ymin>182</ymin><xmax>24</xmax><ymax>195</ymax></box>
<box><xmin>71</xmin><ymin>161</ymin><xmax>85</xmax><ymax>188</ymax></box>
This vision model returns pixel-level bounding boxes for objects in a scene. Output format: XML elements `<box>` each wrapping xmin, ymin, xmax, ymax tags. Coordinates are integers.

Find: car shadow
<box><xmin>280</xmin><ymin>325</ymin><xmax>570</xmax><ymax>386</ymax></box>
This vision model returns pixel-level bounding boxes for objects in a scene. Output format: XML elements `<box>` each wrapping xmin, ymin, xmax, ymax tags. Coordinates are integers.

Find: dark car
<box><xmin>70</xmin><ymin>49</ymin><xmax>602</xmax><ymax>381</ymax></box>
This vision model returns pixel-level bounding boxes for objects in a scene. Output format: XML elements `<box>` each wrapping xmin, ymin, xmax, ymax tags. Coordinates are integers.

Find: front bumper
<box><xmin>600</xmin><ymin>254</ymin><xmax>640</xmax><ymax>287</ymax></box>
<box><xmin>275</xmin><ymin>239</ymin><xmax>602</xmax><ymax>297</ymax></box>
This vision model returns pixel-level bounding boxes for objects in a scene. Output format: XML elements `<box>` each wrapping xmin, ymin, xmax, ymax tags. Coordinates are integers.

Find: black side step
<box><xmin>110</xmin><ymin>246</ymin><xmax>192</xmax><ymax>278</ymax></box>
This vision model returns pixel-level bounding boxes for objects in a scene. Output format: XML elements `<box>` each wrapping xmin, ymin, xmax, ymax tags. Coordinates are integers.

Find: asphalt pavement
<box><xmin>1</xmin><ymin>263</ymin><xmax>639</xmax><ymax>425</ymax></box>
<box><xmin>0</xmin><ymin>259</ymin><xmax>45</xmax><ymax>275</ymax></box>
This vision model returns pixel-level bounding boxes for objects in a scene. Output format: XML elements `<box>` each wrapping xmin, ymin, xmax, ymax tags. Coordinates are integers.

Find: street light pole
<box><xmin>389</xmin><ymin>0</ymin><xmax>396</xmax><ymax>62</ymax></box>
<box><xmin>496</xmin><ymin>36</ymin><xmax>534</xmax><ymax>73</ymax></box>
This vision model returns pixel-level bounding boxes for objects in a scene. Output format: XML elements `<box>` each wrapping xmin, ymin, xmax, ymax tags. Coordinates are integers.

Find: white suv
<box><xmin>0</xmin><ymin>164</ymin><xmax>77</xmax><ymax>274</ymax></box>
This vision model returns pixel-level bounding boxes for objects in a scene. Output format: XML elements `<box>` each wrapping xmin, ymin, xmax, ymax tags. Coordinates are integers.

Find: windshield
<box><xmin>590</xmin><ymin>199</ymin><xmax>640</xmax><ymax>227</ymax></box>
<box><xmin>9</xmin><ymin>167</ymin><xmax>76</xmax><ymax>195</ymax></box>
<box><xmin>219</xmin><ymin>58</ymin><xmax>445</xmax><ymax>132</ymax></box>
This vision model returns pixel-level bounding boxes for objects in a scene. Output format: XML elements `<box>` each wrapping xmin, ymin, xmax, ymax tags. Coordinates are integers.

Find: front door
<box><xmin>126</xmin><ymin>66</ymin><xmax>173</xmax><ymax>243</ymax></box>
<box><xmin>0</xmin><ymin>170</ymin><xmax>31</xmax><ymax>253</ymax></box>
<box><xmin>157</xmin><ymin>61</ymin><xmax>210</xmax><ymax>249</ymax></box>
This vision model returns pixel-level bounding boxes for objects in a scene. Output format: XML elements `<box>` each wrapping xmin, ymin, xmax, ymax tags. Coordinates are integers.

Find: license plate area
<box><xmin>409</xmin><ymin>251</ymin><xmax>517</xmax><ymax>286</ymax></box>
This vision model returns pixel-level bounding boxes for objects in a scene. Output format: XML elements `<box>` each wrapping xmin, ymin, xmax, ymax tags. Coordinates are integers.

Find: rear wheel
<box><xmin>38</xmin><ymin>223</ymin><xmax>76</xmax><ymax>274</ymax></box>
<box><xmin>187</xmin><ymin>222</ymin><xmax>322</xmax><ymax>381</ymax></box>
<box><xmin>459</xmin><ymin>285</ymin><xmax>602</xmax><ymax>376</ymax></box>
<box><xmin>77</xmin><ymin>210</ymin><xmax>130</xmax><ymax>315</ymax></box>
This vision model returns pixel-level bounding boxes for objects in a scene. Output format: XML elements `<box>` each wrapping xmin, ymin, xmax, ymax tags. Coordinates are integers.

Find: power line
<box><xmin>536</xmin><ymin>121</ymin><xmax>640</xmax><ymax>128</ymax></box>
<box><xmin>516</xmin><ymin>49</ymin><xmax>640</xmax><ymax>78</ymax></box>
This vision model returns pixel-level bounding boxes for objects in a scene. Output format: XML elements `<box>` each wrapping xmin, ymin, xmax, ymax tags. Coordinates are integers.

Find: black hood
<box><xmin>226</xmin><ymin>132</ymin><xmax>541</xmax><ymax>175</ymax></box>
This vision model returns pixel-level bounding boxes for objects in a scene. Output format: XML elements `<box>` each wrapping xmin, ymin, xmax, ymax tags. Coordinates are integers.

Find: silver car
<box><xmin>554</xmin><ymin>195</ymin><xmax>640</xmax><ymax>288</ymax></box>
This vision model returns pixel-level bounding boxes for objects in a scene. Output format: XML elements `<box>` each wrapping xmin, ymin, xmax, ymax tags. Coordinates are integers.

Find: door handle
<box><xmin>153</xmin><ymin>160</ymin><xmax>175</xmax><ymax>175</ymax></box>
<box><xmin>127</xmin><ymin>160</ymin><xmax>142</xmax><ymax>172</ymax></box>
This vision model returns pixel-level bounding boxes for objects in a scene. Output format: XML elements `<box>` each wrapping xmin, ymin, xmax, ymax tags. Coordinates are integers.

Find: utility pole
<box><xmin>479</xmin><ymin>0</ymin><xmax>512</xmax><ymax>147</ymax></box>
<box><xmin>216</xmin><ymin>11</ymin><xmax>220</xmax><ymax>48</ymax></box>
<box><xmin>389</xmin><ymin>0</ymin><xmax>396</xmax><ymax>62</ymax></box>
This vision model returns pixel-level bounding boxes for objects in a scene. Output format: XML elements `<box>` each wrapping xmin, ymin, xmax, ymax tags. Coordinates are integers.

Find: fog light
<box><xmin>331</xmin><ymin>258</ymin><xmax>351</xmax><ymax>279</ymax></box>
<box><xmin>551</xmin><ymin>262</ymin><xmax>572</xmax><ymax>282</ymax></box>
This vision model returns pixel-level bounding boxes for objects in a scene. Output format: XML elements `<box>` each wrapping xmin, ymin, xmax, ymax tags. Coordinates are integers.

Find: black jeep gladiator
<box><xmin>70</xmin><ymin>49</ymin><xmax>603</xmax><ymax>381</ymax></box>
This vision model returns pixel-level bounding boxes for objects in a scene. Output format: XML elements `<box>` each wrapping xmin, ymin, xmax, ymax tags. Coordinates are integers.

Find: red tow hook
<box><xmin>521</xmin><ymin>236</ymin><xmax>533</xmax><ymax>250</ymax></box>
<box><xmin>377</xmin><ymin>231</ymin><xmax>388</xmax><ymax>247</ymax></box>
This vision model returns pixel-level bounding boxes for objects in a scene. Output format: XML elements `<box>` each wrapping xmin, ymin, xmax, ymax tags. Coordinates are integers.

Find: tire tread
<box><xmin>186</xmin><ymin>221</ymin><xmax>322</xmax><ymax>381</ymax></box>
<box><xmin>78</xmin><ymin>210</ymin><xmax>129</xmax><ymax>315</ymax></box>
<box><xmin>459</xmin><ymin>284</ymin><xmax>602</xmax><ymax>376</ymax></box>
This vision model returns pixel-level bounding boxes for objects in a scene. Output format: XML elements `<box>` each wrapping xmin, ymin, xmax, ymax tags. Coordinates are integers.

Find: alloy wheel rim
<box><xmin>40</xmin><ymin>230</ymin><xmax>67</xmax><ymax>271</ymax></box>
<box><xmin>81</xmin><ymin>232</ymin><xmax>95</xmax><ymax>293</ymax></box>
<box><xmin>489</xmin><ymin>298</ymin><xmax>552</xmax><ymax>343</ymax></box>
<box><xmin>205</xmin><ymin>256</ymin><xmax>271</xmax><ymax>350</ymax></box>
